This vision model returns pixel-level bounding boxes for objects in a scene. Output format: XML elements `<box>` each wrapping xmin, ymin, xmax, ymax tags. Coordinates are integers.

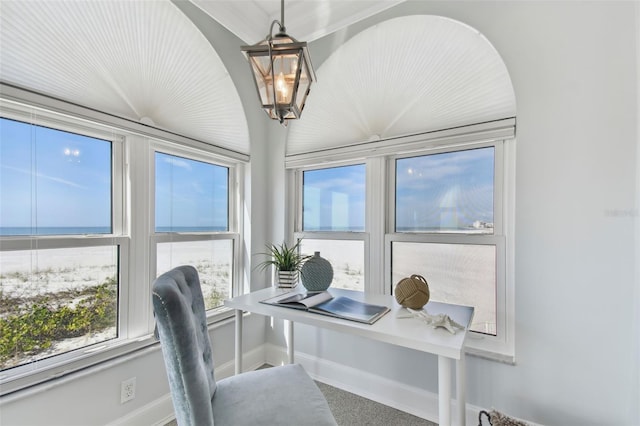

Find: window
<box><xmin>295</xmin><ymin>164</ymin><xmax>366</xmax><ymax>291</ymax></box>
<box><xmin>389</xmin><ymin>143</ymin><xmax>513</xmax><ymax>357</ymax></box>
<box><xmin>392</xmin><ymin>147</ymin><xmax>498</xmax><ymax>334</ymax></box>
<box><xmin>0</xmin><ymin>93</ymin><xmax>247</xmax><ymax>394</ymax></box>
<box><xmin>152</xmin><ymin>150</ymin><xmax>239</xmax><ymax>311</ymax></box>
<box><xmin>0</xmin><ymin>117</ymin><xmax>124</xmax><ymax>372</ymax></box>
<box><xmin>289</xmin><ymin>120</ymin><xmax>515</xmax><ymax>360</ymax></box>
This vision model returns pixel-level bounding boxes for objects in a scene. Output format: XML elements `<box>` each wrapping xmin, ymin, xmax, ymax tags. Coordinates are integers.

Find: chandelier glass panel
<box><xmin>241</xmin><ymin>0</ymin><xmax>316</xmax><ymax>125</ymax></box>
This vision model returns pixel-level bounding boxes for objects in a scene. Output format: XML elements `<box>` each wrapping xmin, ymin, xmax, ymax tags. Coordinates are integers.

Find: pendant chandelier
<box><xmin>241</xmin><ymin>0</ymin><xmax>316</xmax><ymax>126</ymax></box>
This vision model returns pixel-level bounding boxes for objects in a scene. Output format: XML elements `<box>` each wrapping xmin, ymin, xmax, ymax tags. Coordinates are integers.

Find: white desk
<box><xmin>225</xmin><ymin>287</ymin><xmax>474</xmax><ymax>426</ymax></box>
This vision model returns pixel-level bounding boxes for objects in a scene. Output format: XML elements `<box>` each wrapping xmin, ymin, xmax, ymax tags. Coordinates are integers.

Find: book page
<box><xmin>311</xmin><ymin>297</ymin><xmax>390</xmax><ymax>324</ymax></box>
<box><xmin>262</xmin><ymin>291</ymin><xmax>333</xmax><ymax>308</ymax></box>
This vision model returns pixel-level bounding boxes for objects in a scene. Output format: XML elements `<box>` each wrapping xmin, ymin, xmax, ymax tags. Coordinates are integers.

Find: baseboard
<box><xmin>112</xmin><ymin>343</ymin><xmax>539</xmax><ymax>426</ymax></box>
<box><xmin>265</xmin><ymin>343</ymin><xmax>541</xmax><ymax>426</ymax></box>
<box><xmin>265</xmin><ymin>342</ymin><xmax>442</xmax><ymax>423</ymax></box>
<box><xmin>109</xmin><ymin>345</ymin><xmax>267</xmax><ymax>426</ymax></box>
<box><xmin>106</xmin><ymin>393</ymin><xmax>174</xmax><ymax>426</ymax></box>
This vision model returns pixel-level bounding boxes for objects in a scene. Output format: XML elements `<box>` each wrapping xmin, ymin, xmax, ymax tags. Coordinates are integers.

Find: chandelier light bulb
<box><xmin>276</xmin><ymin>71</ymin><xmax>288</xmax><ymax>102</ymax></box>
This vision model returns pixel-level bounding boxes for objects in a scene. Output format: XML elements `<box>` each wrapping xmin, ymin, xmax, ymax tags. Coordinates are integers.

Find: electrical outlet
<box><xmin>120</xmin><ymin>377</ymin><xmax>136</xmax><ymax>404</ymax></box>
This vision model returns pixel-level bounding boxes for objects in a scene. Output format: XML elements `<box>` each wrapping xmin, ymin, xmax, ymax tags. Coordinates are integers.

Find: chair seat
<box><xmin>212</xmin><ymin>364</ymin><xmax>337</xmax><ymax>426</ymax></box>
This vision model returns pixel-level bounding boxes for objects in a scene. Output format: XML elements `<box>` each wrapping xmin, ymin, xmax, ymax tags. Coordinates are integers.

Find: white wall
<box><xmin>267</xmin><ymin>2</ymin><xmax>639</xmax><ymax>425</ymax></box>
<box><xmin>1</xmin><ymin>2</ymin><xmax>637</xmax><ymax>425</ymax></box>
<box><xmin>0</xmin><ymin>3</ymin><xmax>273</xmax><ymax>424</ymax></box>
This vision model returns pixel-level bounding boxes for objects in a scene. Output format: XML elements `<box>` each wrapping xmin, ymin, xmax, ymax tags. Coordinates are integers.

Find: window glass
<box><xmin>0</xmin><ymin>246</ymin><xmax>119</xmax><ymax>370</ymax></box>
<box><xmin>396</xmin><ymin>147</ymin><xmax>494</xmax><ymax>233</ymax></box>
<box><xmin>303</xmin><ymin>164</ymin><xmax>365</xmax><ymax>232</ymax></box>
<box><xmin>155</xmin><ymin>152</ymin><xmax>229</xmax><ymax>232</ymax></box>
<box><xmin>391</xmin><ymin>241</ymin><xmax>496</xmax><ymax>335</ymax></box>
<box><xmin>0</xmin><ymin>118</ymin><xmax>112</xmax><ymax>235</ymax></box>
<box><xmin>157</xmin><ymin>240</ymin><xmax>233</xmax><ymax>310</ymax></box>
<box><xmin>0</xmin><ymin>117</ymin><xmax>117</xmax><ymax>372</ymax></box>
<box><xmin>299</xmin><ymin>239</ymin><xmax>364</xmax><ymax>292</ymax></box>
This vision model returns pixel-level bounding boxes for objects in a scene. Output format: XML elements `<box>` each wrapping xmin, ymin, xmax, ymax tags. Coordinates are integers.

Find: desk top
<box><xmin>225</xmin><ymin>287</ymin><xmax>474</xmax><ymax>360</ymax></box>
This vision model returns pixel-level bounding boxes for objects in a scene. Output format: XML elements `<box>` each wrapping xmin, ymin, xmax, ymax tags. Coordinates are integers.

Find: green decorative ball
<box><xmin>394</xmin><ymin>274</ymin><xmax>430</xmax><ymax>309</ymax></box>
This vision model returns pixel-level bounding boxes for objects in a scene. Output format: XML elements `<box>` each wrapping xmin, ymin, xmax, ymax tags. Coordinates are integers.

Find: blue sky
<box><xmin>303</xmin><ymin>164</ymin><xmax>366</xmax><ymax>231</ymax></box>
<box><xmin>396</xmin><ymin>147</ymin><xmax>494</xmax><ymax>230</ymax></box>
<box><xmin>0</xmin><ymin>118</ymin><xmax>229</xmax><ymax>233</ymax></box>
<box><xmin>0</xmin><ymin>117</ymin><xmax>112</xmax><ymax>230</ymax></box>
<box><xmin>155</xmin><ymin>152</ymin><xmax>228</xmax><ymax>231</ymax></box>
<box><xmin>302</xmin><ymin>147</ymin><xmax>494</xmax><ymax>232</ymax></box>
<box><xmin>2</xmin><ymin>117</ymin><xmax>492</xmax><ymax>234</ymax></box>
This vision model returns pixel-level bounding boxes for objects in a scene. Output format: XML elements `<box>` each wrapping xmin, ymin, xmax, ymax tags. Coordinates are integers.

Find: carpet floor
<box><xmin>164</xmin><ymin>372</ymin><xmax>435</xmax><ymax>426</ymax></box>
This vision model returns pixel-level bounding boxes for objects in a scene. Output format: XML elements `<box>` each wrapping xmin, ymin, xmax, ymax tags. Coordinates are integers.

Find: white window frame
<box><xmin>286</xmin><ymin>118</ymin><xmax>516</xmax><ymax>362</ymax></box>
<box><xmin>0</xmin><ymin>102</ymin><xmax>138</xmax><ymax>393</ymax></box>
<box><xmin>0</xmin><ymin>87</ymin><xmax>248</xmax><ymax>395</ymax></box>
<box><xmin>292</xmin><ymin>161</ymin><xmax>370</xmax><ymax>292</ymax></box>
<box><xmin>149</xmin><ymin>141</ymin><xmax>243</xmax><ymax>321</ymax></box>
<box><xmin>386</xmin><ymin>140</ymin><xmax>515</xmax><ymax>361</ymax></box>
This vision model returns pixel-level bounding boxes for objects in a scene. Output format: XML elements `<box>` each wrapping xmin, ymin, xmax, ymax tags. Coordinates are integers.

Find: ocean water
<box><xmin>0</xmin><ymin>226</ymin><xmax>111</xmax><ymax>236</ymax></box>
<box><xmin>0</xmin><ymin>226</ymin><xmax>228</xmax><ymax>236</ymax></box>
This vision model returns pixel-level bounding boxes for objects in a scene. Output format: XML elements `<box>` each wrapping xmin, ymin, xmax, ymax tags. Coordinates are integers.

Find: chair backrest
<box><xmin>152</xmin><ymin>265</ymin><xmax>216</xmax><ymax>426</ymax></box>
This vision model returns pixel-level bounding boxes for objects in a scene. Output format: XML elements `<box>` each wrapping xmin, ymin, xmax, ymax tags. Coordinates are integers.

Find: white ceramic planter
<box><xmin>277</xmin><ymin>270</ymin><xmax>299</xmax><ymax>288</ymax></box>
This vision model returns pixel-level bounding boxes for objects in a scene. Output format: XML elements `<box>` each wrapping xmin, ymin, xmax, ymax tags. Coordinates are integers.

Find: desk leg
<box><xmin>234</xmin><ymin>310</ymin><xmax>243</xmax><ymax>374</ymax></box>
<box><xmin>286</xmin><ymin>319</ymin><xmax>294</xmax><ymax>363</ymax></box>
<box><xmin>438</xmin><ymin>355</ymin><xmax>452</xmax><ymax>426</ymax></box>
<box><xmin>456</xmin><ymin>354</ymin><xmax>466</xmax><ymax>426</ymax></box>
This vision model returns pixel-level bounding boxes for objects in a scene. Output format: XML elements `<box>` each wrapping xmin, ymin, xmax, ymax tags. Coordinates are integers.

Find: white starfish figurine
<box><xmin>397</xmin><ymin>308</ymin><xmax>465</xmax><ymax>334</ymax></box>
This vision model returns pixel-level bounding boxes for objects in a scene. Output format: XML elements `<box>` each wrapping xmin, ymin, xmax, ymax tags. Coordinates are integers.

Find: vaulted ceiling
<box><xmin>0</xmin><ymin>0</ymin><xmax>250</xmax><ymax>153</ymax></box>
<box><xmin>191</xmin><ymin>0</ymin><xmax>406</xmax><ymax>44</ymax></box>
<box><xmin>0</xmin><ymin>1</ymin><xmax>516</xmax><ymax>157</ymax></box>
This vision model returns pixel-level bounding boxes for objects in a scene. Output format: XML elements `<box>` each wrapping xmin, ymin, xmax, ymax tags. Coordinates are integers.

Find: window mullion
<box><xmin>366</xmin><ymin>157</ymin><xmax>386</xmax><ymax>294</ymax></box>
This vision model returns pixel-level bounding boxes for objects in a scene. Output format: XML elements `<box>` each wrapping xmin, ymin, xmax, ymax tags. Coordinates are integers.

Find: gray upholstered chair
<box><xmin>152</xmin><ymin>265</ymin><xmax>337</xmax><ymax>426</ymax></box>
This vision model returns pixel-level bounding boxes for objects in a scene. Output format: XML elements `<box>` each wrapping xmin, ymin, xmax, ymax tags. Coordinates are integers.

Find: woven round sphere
<box><xmin>394</xmin><ymin>274</ymin><xmax>430</xmax><ymax>309</ymax></box>
<box><xmin>301</xmin><ymin>252</ymin><xmax>333</xmax><ymax>291</ymax></box>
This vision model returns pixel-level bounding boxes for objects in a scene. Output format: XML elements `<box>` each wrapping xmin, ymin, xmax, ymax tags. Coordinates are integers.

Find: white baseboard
<box><xmin>113</xmin><ymin>343</ymin><xmax>540</xmax><ymax>426</ymax></box>
<box><xmin>106</xmin><ymin>393</ymin><xmax>174</xmax><ymax>426</ymax></box>
<box><xmin>265</xmin><ymin>342</ymin><xmax>441</xmax><ymax>424</ymax></box>
<box><xmin>109</xmin><ymin>345</ymin><xmax>267</xmax><ymax>426</ymax></box>
<box><xmin>265</xmin><ymin>343</ymin><xmax>541</xmax><ymax>426</ymax></box>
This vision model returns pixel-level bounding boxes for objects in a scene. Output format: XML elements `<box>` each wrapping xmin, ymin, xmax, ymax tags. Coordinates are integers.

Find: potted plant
<box><xmin>256</xmin><ymin>240</ymin><xmax>311</xmax><ymax>288</ymax></box>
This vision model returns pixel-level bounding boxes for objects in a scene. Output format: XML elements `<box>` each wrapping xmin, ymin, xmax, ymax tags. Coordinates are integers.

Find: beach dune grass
<box><xmin>0</xmin><ymin>278</ymin><xmax>117</xmax><ymax>369</ymax></box>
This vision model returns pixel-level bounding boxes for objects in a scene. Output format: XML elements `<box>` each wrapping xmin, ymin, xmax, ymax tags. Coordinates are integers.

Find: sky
<box><xmin>302</xmin><ymin>147</ymin><xmax>494</xmax><ymax>232</ymax></box>
<box><xmin>0</xmin><ymin>117</ymin><xmax>112</xmax><ymax>231</ymax></box>
<box><xmin>0</xmin><ymin>117</ymin><xmax>229</xmax><ymax>234</ymax></box>
<box><xmin>395</xmin><ymin>147</ymin><xmax>494</xmax><ymax>230</ymax></box>
<box><xmin>155</xmin><ymin>152</ymin><xmax>228</xmax><ymax>231</ymax></box>
<box><xmin>1</xmin><ymin>117</ymin><xmax>492</xmax><ymax>235</ymax></box>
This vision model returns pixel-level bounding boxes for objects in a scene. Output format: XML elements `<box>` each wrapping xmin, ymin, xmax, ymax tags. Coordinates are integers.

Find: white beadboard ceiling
<box><xmin>0</xmin><ymin>0</ymin><xmax>249</xmax><ymax>154</ymax></box>
<box><xmin>191</xmin><ymin>0</ymin><xmax>406</xmax><ymax>44</ymax></box>
<box><xmin>1</xmin><ymin>1</ymin><xmax>516</xmax><ymax>157</ymax></box>
<box><xmin>286</xmin><ymin>15</ymin><xmax>517</xmax><ymax>155</ymax></box>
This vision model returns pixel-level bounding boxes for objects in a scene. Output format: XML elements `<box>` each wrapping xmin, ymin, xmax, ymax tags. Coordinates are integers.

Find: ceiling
<box><xmin>0</xmin><ymin>0</ymin><xmax>516</xmax><ymax>157</ymax></box>
<box><xmin>286</xmin><ymin>14</ymin><xmax>516</xmax><ymax>154</ymax></box>
<box><xmin>0</xmin><ymin>0</ymin><xmax>250</xmax><ymax>153</ymax></box>
<box><xmin>191</xmin><ymin>0</ymin><xmax>406</xmax><ymax>44</ymax></box>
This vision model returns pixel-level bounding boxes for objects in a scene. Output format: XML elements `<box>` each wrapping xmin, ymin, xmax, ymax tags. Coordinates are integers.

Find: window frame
<box><xmin>292</xmin><ymin>161</ymin><xmax>370</xmax><ymax>292</ymax></box>
<box><xmin>149</xmin><ymin>141</ymin><xmax>243</xmax><ymax>321</ymax></box>
<box><xmin>386</xmin><ymin>141</ymin><xmax>512</xmax><ymax>359</ymax></box>
<box><xmin>0</xmin><ymin>89</ymin><xmax>248</xmax><ymax>394</ymax></box>
<box><xmin>287</xmin><ymin>120</ymin><xmax>516</xmax><ymax>362</ymax></box>
<box><xmin>0</xmin><ymin>105</ymin><xmax>136</xmax><ymax>391</ymax></box>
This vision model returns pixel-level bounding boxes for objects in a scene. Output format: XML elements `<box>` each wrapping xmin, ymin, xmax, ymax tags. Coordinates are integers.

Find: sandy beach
<box><xmin>1</xmin><ymin>240</ymin><xmax>495</xmax><ymax>369</ymax></box>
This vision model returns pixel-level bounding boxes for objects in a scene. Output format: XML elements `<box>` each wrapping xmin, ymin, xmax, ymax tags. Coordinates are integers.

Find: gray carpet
<box><xmin>314</xmin><ymin>380</ymin><xmax>436</xmax><ymax>426</ymax></box>
<box><xmin>164</xmin><ymin>368</ymin><xmax>435</xmax><ymax>426</ymax></box>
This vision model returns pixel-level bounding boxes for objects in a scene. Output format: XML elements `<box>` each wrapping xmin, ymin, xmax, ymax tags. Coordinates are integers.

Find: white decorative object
<box><xmin>277</xmin><ymin>270</ymin><xmax>299</xmax><ymax>288</ymax></box>
<box><xmin>397</xmin><ymin>307</ymin><xmax>465</xmax><ymax>334</ymax></box>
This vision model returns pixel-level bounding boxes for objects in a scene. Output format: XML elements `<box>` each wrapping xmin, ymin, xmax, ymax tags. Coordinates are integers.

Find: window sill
<box><xmin>1</xmin><ymin>307</ymin><xmax>237</xmax><ymax>397</ymax></box>
<box><xmin>464</xmin><ymin>335</ymin><xmax>515</xmax><ymax>365</ymax></box>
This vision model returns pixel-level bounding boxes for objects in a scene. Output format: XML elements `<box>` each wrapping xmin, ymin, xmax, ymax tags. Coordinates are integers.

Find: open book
<box><xmin>261</xmin><ymin>291</ymin><xmax>390</xmax><ymax>325</ymax></box>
